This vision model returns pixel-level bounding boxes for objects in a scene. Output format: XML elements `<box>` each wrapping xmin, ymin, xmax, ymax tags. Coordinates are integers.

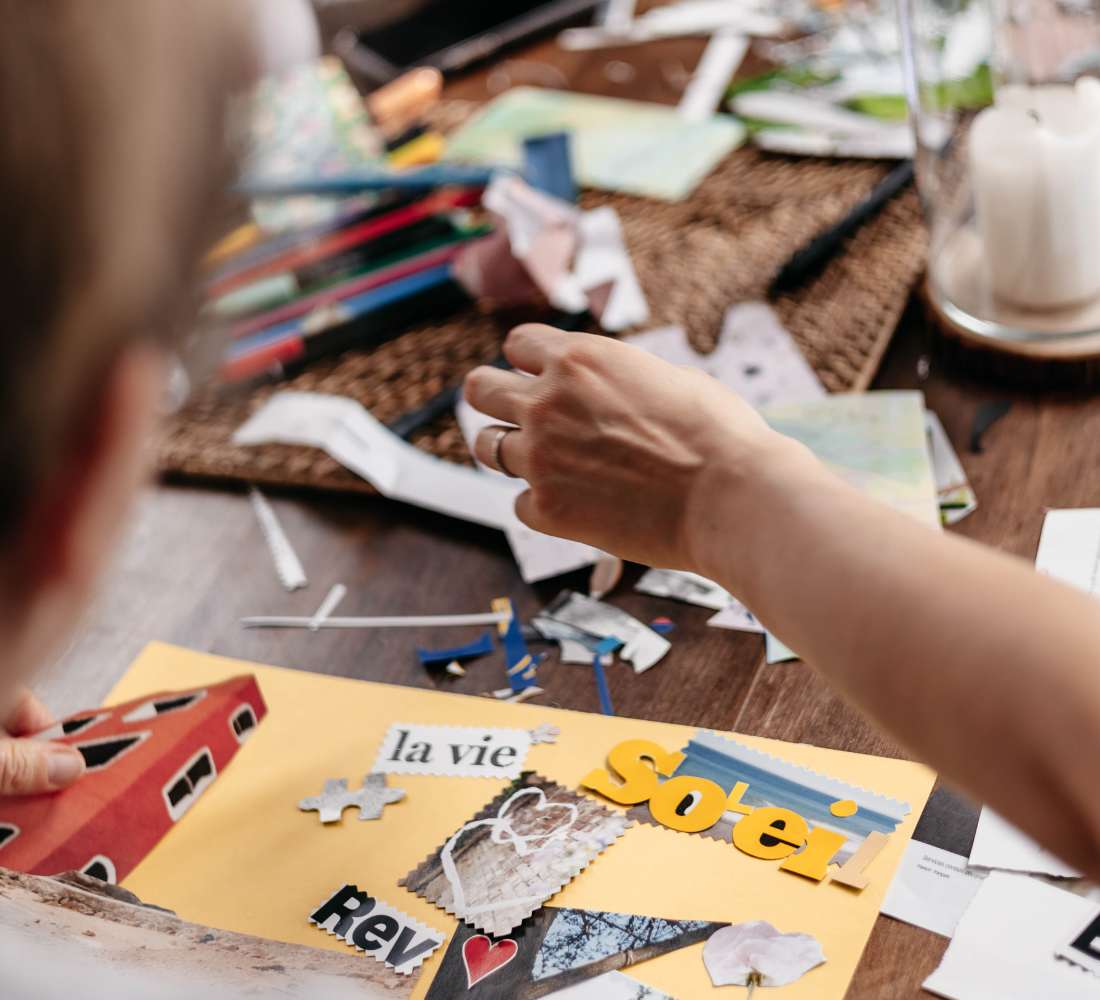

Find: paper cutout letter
<box><xmin>580</xmin><ymin>739</ymin><xmax>684</xmax><ymax>805</ymax></box>
<box><xmin>298</xmin><ymin>774</ymin><xmax>405</xmax><ymax>823</ymax></box>
<box><xmin>310</xmin><ymin>884</ymin><xmax>445</xmax><ymax>974</ymax></box>
<box><xmin>732</xmin><ymin>807</ymin><xmax>809</xmax><ymax>861</ymax></box>
<box><xmin>0</xmin><ymin>675</ymin><xmax>266</xmax><ymax>883</ymax></box>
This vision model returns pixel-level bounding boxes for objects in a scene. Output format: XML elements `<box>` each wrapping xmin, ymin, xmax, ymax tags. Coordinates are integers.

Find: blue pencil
<box><xmin>238</xmin><ymin>164</ymin><xmax>507</xmax><ymax>198</ymax></box>
<box><xmin>592</xmin><ymin>651</ymin><xmax>615</xmax><ymax>716</ymax></box>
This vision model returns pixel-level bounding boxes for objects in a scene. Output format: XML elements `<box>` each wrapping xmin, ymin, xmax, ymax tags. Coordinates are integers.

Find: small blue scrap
<box><xmin>416</xmin><ymin>631</ymin><xmax>495</xmax><ymax>667</ymax></box>
<box><xmin>592</xmin><ymin>637</ymin><xmax>622</xmax><ymax>717</ymax></box>
<box><xmin>649</xmin><ymin>617</ymin><xmax>676</xmax><ymax>635</ymax></box>
<box><xmin>522</xmin><ymin>132</ymin><xmax>577</xmax><ymax>204</ymax></box>
<box><xmin>494</xmin><ymin>597</ymin><xmax>539</xmax><ymax>694</ymax></box>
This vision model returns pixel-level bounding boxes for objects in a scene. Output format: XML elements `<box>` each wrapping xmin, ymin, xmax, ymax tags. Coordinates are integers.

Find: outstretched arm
<box><xmin>465</xmin><ymin>325</ymin><xmax>1100</xmax><ymax>878</ymax></box>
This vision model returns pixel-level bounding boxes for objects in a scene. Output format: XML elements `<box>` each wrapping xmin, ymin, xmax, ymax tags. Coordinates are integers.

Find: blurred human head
<box><xmin>0</xmin><ymin>0</ymin><xmax>257</xmax><ymax>701</ymax></box>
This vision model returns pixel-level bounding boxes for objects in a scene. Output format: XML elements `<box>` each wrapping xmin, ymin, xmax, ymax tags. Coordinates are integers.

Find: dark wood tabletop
<box><xmin>38</xmin><ymin>24</ymin><xmax>1100</xmax><ymax>1000</ymax></box>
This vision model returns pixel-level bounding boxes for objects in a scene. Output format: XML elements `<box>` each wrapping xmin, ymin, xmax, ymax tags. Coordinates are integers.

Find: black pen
<box><xmin>768</xmin><ymin>159</ymin><xmax>915</xmax><ymax>297</ymax></box>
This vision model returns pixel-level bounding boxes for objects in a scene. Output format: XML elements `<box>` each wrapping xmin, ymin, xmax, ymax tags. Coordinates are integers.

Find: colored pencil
<box><xmin>236</xmin><ymin>164</ymin><xmax>502</xmax><ymax>198</ymax></box>
<box><xmin>207</xmin><ymin>187</ymin><xmax>482</xmax><ymax>298</ymax></box>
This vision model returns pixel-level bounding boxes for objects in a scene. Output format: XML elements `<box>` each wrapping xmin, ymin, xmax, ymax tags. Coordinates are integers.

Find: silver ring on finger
<box><xmin>490</xmin><ymin>426</ymin><xmax>517</xmax><ymax>477</ymax></box>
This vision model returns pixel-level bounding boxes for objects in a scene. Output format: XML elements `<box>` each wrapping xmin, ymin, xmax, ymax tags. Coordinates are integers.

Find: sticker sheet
<box><xmin>401</xmin><ymin>773</ymin><xmax>632</xmax><ymax>936</ymax></box>
<box><xmin>372</xmin><ymin>724</ymin><xmax>548</xmax><ymax>779</ymax></box>
<box><xmin>425</xmin><ymin>906</ymin><xmax>722</xmax><ymax>998</ymax></box>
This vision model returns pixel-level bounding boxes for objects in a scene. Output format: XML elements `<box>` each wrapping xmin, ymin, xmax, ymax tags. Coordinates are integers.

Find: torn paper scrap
<box><xmin>628</xmin><ymin>304</ymin><xmax>824</xmax><ymax>408</ymax></box>
<box><xmin>880</xmin><ymin>784</ymin><xmax>986</xmax><ymax>939</ymax></box>
<box><xmin>248</xmin><ymin>487</ymin><xmax>308</xmax><ymax>590</ymax></box>
<box><xmin>400</xmin><ymin>772</ymin><xmax>632</xmax><ymax>937</ymax></box>
<box><xmin>424</xmin><ymin>904</ymin><xmax>721</xmax><ymax>998</ymax></box>
<box><xmin>753</xmin><ymin>126</ymin><xmax>915</xmax><ymax>160</ymax></box>
<box><xmin>298</xmin><ymin>774</ymin><xmax>405</xmax><ymax>824</ymax></box>
<box><xmin>235</xmin><ymin>391</ymin><xmax>594</xmax><ymax>583</ymax></box>
<box><xmin>531</xmin><ymin>615</ymin><xmax>614</xmax><ymax>665</ymax></box>
<box><xmin>454</xmin><ymin>393</ymin><xmax>602</xmax><ymax>581</ymax></box>
<box><xmin>627</xmin><ymin>729</ymin><xmax>911</xmax><ymax>862</ymax></box>
<box><xmin>1035</xmin><ymin>509</ymin><xmax>1100</xmax><ymax>597</ymax></box>
<box><xmin>308</xmin><ymin>583</ymin><xmax>346</xmax><ymax>629</ymax></box>
<box><xmin>371</xmin><ymin>724</ymin><xmax>545</xmax><ymax>779</ymax></box>
<box><xmin>635</xmin><ymin>569</ymin><xmax>732</xmax><ymax>611</ymax></box>
<box><xmin>707</xmin><ymin>600</ymin><xmax>765</xmax><ymax>634</ymax></box>
<box><xmin>922</xmin><ymin>872</ymin><xmax>1098</xmax><ymax>1000</ymax></box>
<box><xmin>540</xmin><ymin>971</ymin><xmax>675</xmax><ymax>999</ymax></box>
<box><xmin>0</xmin><ymin>675</ymin><xmax>266</xmax><ymax>884</ymax></box>
<box><xmin>703</xmin><ymin>921</ymin><xmax>825</xmax><ymax>988</ymax></box>
<box><xmin>542</xmin><ymin>591</ymin><xmax>670</xmax><ymax>673</ymax></box>
<box><xmin>1058</xmin><ymin>908</ymin><xmax>1100</xmax><ymax>978</ymax></box>
<box><xmin>310</xmin><ymin>884</ymin><xmax>445</xmax><ymax>974</ymax></box>
<box><xmin>968</xmin><ymin>806</ymin><xmax>1081</xmax><ymax>878</ymax></box>
<box><xmin>241</xmin><ymin>611</ymin><xmax>509</xmax><ymax>630</ymax></box>
<box><xmin>765</xmin><ymin>633</ymin><xmax>799</xmax><ymax>664</ymax></box>
<box><xmin>925</xmin><ymin>412</ymin><xmax>977</xmax><ymax>525</ymax></box>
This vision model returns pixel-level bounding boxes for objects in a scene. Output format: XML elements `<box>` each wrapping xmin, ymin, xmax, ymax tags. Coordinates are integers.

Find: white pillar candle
<box><xmin>968</xmin><ymin>80</ymin><xmax>1100</xmax><ymax>311</ymax></box>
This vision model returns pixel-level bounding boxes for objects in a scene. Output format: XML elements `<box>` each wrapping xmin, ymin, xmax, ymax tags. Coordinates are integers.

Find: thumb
<box><xmin>0</xmin><ymin>739</ymin><xmax>85</xmax><ymax>795</ymax></box>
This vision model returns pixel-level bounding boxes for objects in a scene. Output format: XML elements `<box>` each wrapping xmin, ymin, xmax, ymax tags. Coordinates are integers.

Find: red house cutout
<box><xmin>0</xmin><ymin>674</ymin><xmax>266</xmax><ymax>883</ymax></box>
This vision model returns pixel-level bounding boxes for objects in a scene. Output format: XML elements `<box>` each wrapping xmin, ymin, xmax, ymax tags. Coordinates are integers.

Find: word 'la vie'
<box><xmin>580</xmin><ymin>739</ymin><xmax>889</xmax><ymax>891</ymax></box>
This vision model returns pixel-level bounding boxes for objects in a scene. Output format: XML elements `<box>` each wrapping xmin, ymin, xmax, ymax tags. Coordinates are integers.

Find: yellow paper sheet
<box><xmin>111</xmin><ymin>643</ymin><xmax>935</xmax><ymax>1000</ymax></box>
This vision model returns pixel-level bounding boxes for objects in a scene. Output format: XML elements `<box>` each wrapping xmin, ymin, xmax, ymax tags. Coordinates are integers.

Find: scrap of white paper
<box><xmin>1035</xmin><ymin>509</ymin><xmax>1100</xmax><ymax>597</ymax></box>
<box><xmin>372</xmin><ymin>723</ymin><xmax>539</xmax><ymax>779</ymax></box>
<box><xmin>453</xmin><ymin>394</ymin><xmax>601</xmax><ymax>581</ymax></box>
<box><xmin>922</xmin><ymin>872</ymin><xmax>1098</xmax><ymax>999</ymax></box>
<box><xmin>570</xmin><ymin>206</ymin><xmax>649</xmax><ymax>331</ymax></box>
<box><xmin>248</xmin><ymin>487</ymin><xmax>308</xmax><ymax>591</ymax></box>
<box><xmin>635</xmin><ymin>568</ymin><xmax>732</xmax><ymax>611</ymax></box>
<box><xmin>560</xmin><ymin>1</ymin><xmax>785</xmax><ymax>49</ymax></box>
<box><xmin>765</xmin><ymin>633</ymin><xmax>799</xmax><ymax>664</ymax></box>
<box><xmin>235</xmin><ymin>392</ymin><xmax>592</xmax><ymax>583</ymax></box>
<box><xmin>1058</xmin><ymin>908</ymin><xmax>1100</xmax><ymax>978</ymax></box>
<box><xmin>543</xmin><ymin>591</ymin><xmax>670</xmax><ymax>673</ymax></box>
<box><xmin>627</xmin><ymin>304</ymin><xmax>824</xmax><ymax>408</ymax></box>
<box><xmin>679</xmin><ymin>29</ymin><xmax>750</xmax><ymax>123</ymax></box>
<box><xmin>926</xmin><ymin>412</ymin><xmax>977</xmax><ymax>525</ymax></box>
<box><xmin>753</xmin><ymin>126</ymin><xmax>915</xmax><ymax>160</ymax></box>
<box><xmin>706</xmin><ymin>599</ymin><xmax>765</xmax><ymax>634</ymax></box>
<box><xmin>880</xmin><ymin>841</ymin><xmax>987</xmax><ymax>938</ymax></box>
<box><xmin>731</xmin><ymin>90</ymin><xmax>908</xmax><ymax>137</ymax></box>
<box><xmin>968</xmin><ymin>807</ymin><xmax>1081</xmax><ymax>878</ymax></box>
<box><xmin>308</xmin><ymin>583</ymin><xmax>346</xmax><ymax>630</ymax></box>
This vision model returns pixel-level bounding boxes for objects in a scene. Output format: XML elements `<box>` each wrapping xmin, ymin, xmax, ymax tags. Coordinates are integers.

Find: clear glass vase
<box><xmin>899</xmin><ymin>0</ymin><xmax>1100</xmax><ymax>342</ymax></box>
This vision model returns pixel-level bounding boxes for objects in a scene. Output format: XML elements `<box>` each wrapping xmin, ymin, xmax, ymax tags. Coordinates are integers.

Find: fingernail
<box><xmin>47</xmin><ymin>748</ymin><xmax>85</xmax><ymax>787</ymax></box>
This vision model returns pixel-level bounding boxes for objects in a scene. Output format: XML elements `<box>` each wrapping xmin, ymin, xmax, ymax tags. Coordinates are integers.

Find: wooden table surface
<box><xmin>37</xmin><ymin>24</ymin><xmax>1100</xmax><ymax>1000</ymax></box>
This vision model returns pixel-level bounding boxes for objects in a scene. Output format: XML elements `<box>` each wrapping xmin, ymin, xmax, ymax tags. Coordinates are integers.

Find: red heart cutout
<box><xmin>462</xmin><ymin>934</ymin><xmax>519</xmax><ymax>988</ymax></box>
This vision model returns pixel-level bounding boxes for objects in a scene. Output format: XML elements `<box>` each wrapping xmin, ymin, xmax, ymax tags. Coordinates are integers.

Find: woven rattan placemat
<box><xmin>158</xmin><ymin>100</ymin><xmax>928</xmax><ymax>495</ymax></box>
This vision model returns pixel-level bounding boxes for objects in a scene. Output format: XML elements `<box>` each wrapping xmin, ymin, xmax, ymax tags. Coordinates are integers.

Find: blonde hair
<box><xmin>0</xmin><ymin>0</ymin><xmax>256</xmax><ymax>537</ymax></box>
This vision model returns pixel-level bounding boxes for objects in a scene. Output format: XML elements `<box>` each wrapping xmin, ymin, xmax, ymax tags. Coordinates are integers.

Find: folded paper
<box><xmin>311</xmin><ymin>884</ymin><xmax>446</xmax><ymax>974</ymax></box>
<box><xmin>372</xmin><ymin>724</ymin><xmax>552</xmax><ymax>779</ymax></box>
<box><xmin>401</xmin><ymin>772</ymin><xmax>632</xmax><ymax>937</ymax></box>
<box><xmin>0</xmin><ymin>675</ymin><xmax>265</xmax><ymax>884</ymax></box>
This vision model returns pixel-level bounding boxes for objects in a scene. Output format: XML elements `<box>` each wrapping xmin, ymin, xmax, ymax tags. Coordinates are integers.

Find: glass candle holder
<box><xmin>899</xmin><ymin>0</ymin><xmax>1100</xmax><ymax>342</ymax></box>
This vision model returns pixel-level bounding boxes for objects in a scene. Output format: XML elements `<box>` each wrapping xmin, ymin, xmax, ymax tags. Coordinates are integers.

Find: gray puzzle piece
<box><xmin>298</xmin><ymin>773</ymin><xmax>405</xmax><ymax>824</ymax></box>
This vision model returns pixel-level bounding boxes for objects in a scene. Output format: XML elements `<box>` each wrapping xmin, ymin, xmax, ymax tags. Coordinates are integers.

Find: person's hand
<box><xmin>0</xmin><ymin>689</ymin><xmax>86</xmax><ymax>795</ymax></box>
<box><xmin>464</xmin><ymin>325</ymin><xmax>809</xmax><ymax>576</ymax></box>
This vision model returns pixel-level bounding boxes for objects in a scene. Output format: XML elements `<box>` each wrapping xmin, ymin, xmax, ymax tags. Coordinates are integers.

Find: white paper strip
<box><xmin>241</xmin><ymin>612</ymin><xmax>509</xmax><ymax>630</ymax></box>
<box><xmin>248</xmin><ymin>487</ymin><xmax>308</xmax><ymax>591</ymax></box>
<box><xmin>308</xmin><ymin>583</ymin><xmax>347</xmax><ymax>631</ymax></box>
<box><xmin>679</xmin><ymin>29</ymin><xmax>749</xmax><ymax>123</ymax></box>
<box><xmin>968</xmin><ymin>807</ymin><xmax>1080</xmax><ymax>878</ymax></box>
